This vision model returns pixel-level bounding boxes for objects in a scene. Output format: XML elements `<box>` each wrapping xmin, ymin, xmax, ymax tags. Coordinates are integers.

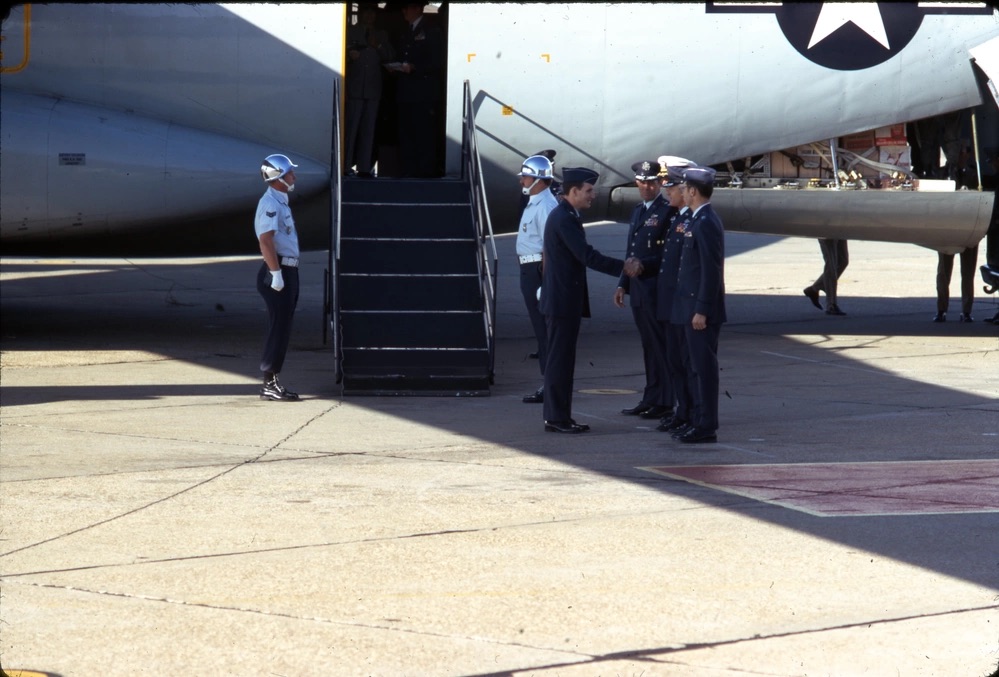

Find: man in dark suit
<box><xmin>614</xmin><ymin>160</ymin><xmax>674</xmax><ymax>420</ymax></box>
<box><xmin>540</xmin><ymin>167</ymin><xmax>627</xmax><ymax>433</ymax></box>
<box><xmin>345</xmin><ymin>3</ymin><xmax>393</xmax><ymax>177</ymax></box>
<box><xmin>674</xmin><ymin>167</ymin><xmax>726</xmax><ymax>444</ymax></box>
<box><xmin>392</xmin><ymin>2</ymin><xmax>443</xmax><ymax>177</ymax></box>
<box><xmin>653</xmin><ymin>157</ymin><xmax>697</xmax><ymax>435</ymax></box>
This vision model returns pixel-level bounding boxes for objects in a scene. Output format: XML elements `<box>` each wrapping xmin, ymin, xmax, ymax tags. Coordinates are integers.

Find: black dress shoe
<box><xmin>260</xmin><ymin>376</ymin><xmax>300</xmax><ymax>401</ymax></box>
<box><xmin>657</xmin><ymin>417</ymin><xmax>689</xmax><ymax>433</ymax></box>
<box><xmin>678</xmin><ymin>427</ymin><xmax>717</xmax><ymax>444</ymax></box>
<box><xmin>932</xmin><ymin>312</ymin><xmax>946</xmax><ymax>323</ymax></box>
<box><xmin>621</xmin><ymin>403</ymin><xmax>653</xmax><ymax>416</ymax></box>
<box><xmin>959</xmin><ymin>313</ymin><xmax>974</xmax><ymax>322</ymax></box>
<box><xmin>528</xmin><ymin>352</ymin><xmax>539</xmax><ymax>359</ymax></box>
<box><xmin>803</xmin><ymin>287</ymin><xmax>822</xmax><ymax>309</ymax></box>
<box><xmin>670</xmin><ymin>423</ymin><xmax>694</xmax><ymax>439</ymax></box>
<box><xmin>568</xmin><ymin>419</ymin><xmax>590</xmax><ymax>432</ymax></box>
<box><xmin>825</xmin><ymin>304</ymin><xmax>846</xmax><ymax>316</ymax></box>
<box><xmin>639</xmin><ymin>405</ymin><xmax>672</xmax><ymax>420</ymax></box>
<box><xmin>522</xmin><ymin>387</ymin><xmax>544</xmax><ymax>404</ymax></box>
<box><xmin>545</xmin><ymin>420</ymin><xmax>587</xmax><ymax>433</ymax></box>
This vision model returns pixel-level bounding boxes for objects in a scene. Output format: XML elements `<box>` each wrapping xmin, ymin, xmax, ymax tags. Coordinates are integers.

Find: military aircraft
<box><xmin>2</xmin><ymin>2</ymin><xmax>998</xmax><ymax>256</ymax></box>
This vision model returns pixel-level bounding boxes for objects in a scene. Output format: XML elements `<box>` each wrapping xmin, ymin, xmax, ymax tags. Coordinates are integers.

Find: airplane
<box><xmin>1</xmin><ymin>1</ymin><xmax>998</xmax><ymax>263</ymax></box>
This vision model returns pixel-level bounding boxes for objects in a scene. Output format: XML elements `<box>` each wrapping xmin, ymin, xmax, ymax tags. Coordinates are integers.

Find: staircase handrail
<box><xmin>462</xmin><ymin>80</ymin><xmax>499</xmax><ymax>382</ymax></box>
<box><xmin>327</xmin><ymin>77</ymin><xmax>343</xmax><ymax>382</ymax></box>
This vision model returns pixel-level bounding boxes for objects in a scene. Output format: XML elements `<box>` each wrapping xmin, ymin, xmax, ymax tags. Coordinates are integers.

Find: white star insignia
<box><xmin>808</xmin><ymin>2</ymin><xmax>890</xmax><ymax>50</ymax></box>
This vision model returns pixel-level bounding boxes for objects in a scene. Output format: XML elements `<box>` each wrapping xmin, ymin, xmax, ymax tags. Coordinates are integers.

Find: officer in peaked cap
<box><xmin>559</xmin><ymin>166</ymin><xmax>598</xmax><ymax>185</ymax></box>
<box><xmin>614</xmin><ymin>160</ymin><xmax>674</xmax><ymax>421</ymax></box>
<box><xmin>654</xmin><ymin>157</ymin><xmax>697</xmax><ymax>434</ymax></box>
<box><xmin>683</xmin><ymin>166</ymin><xmax>717</xmax><ymax>188</ymax></box>
<box><xmin>539</xmin><ymin>166</ymin><xmax>625</xmax><ymax>433</ymax></box>
<box><xmin>673</xmin><ymin>164</ymin><xmax>726</xmax><ymax>443</ymax></box>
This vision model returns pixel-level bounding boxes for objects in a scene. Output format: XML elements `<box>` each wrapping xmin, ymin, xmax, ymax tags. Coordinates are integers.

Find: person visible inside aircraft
<box><xmin>674</xmin><ymin>166</ymin><xmax>726</xmax><ymax>444</ymax></box>
<box><xmin>614</xmin><ymin>160</ymin><xmax>673</xmax><ymax>422</ymax></box>
<box><xmin>516</xmin><ymin>154</ymin><xmax>559</xmax><ymax>405</ymax></box>
<box><xmin>654</xmin><ymin>157</ymin><xmax>697</xmax><ymax>437</ymax></box>
<box><xmin>345</xmin><ymin>2</ymin><xmax>394</xmax><ymax>178</ymax></box>
<box><xmin>256</xmin><ymin>154</ymin><xmax>303</xmax><ymax>402</ymax></box>
<box><xmin>803</xmin><ymin>239</ymin><xmax>849</xmax><ymax>316</ymax></box>
<box><xmin>540</xmin><ymin>167</ymin><xmax>627</xmax><ymax>433</ymax></box>
<box><xmin>389</xmin><ymin>1</ymin><xmax>444</xmax><ymax>178</ymax></box>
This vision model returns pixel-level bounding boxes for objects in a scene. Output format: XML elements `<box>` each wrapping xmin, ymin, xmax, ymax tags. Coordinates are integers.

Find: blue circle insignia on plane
<box><xmin>775</xmin><ymin>3</ymin><xmax>923</xmax><ymax>71</ymax></box>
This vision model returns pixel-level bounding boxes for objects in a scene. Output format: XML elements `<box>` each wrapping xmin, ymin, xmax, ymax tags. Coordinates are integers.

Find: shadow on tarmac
<box><xmin>2</xmin><ymin>228</ymin><xmax>998</xmax><ymax>598</ymax></box>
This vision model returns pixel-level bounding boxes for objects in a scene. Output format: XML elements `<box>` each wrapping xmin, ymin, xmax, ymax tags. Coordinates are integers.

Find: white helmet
<box><xmin>518</xmin><ymin>155</ymin><xmax>554</xmax><ymax>179</ymax></box>
<box><xmin>261</xmin><ymin>154</ymin><xmax>298</xmax><ymax>182</ymax></box>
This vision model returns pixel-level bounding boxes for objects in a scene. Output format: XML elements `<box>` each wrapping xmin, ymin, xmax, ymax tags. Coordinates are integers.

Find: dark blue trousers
<box><xmin>632</xmin><ymin>305</ymin><xmax>671</xmax><ymax>407</ymax></box>
<box><xmin>684</xmin><ymin>322</ymin><xmax>721</xmax><ymax>432</ymax></box>
<box><xmin>664</xmin><ymin>321</ymin><xmax>693</xmax><ymax>422</ymax></box>
<box><xmin>257</xmin><ymin>263</ymin><xmax>300</xmax><ymax>375</ymax></box>
<box><xmin>520</xmin><ymin>261</ymin><xmax>547</xmax><ymax>375</ymax></box>
<box><xmin>542</xmin><ymin>313</ymin><xmax>581</xmax><ymax>424</ymax></box>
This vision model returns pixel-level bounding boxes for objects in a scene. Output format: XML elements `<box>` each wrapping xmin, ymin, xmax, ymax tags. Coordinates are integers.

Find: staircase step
<box><xmin>339</xmin><ymin>275</ymin><xmax>482</xmax><ymax>311</ymax></box>
<box><xmin>341</xmin><ymin>349</ymin><xmax>491</xmax><ymax>396</ymax></box>
<box><xmin>341</xmin><ymin>203</ymin><xmax>474</xmax><ymax>239</ymax></box>
<box><xmin>342</xmin><ymin>177</ymin><xmax>469</xmax><ymax>203</ymax></box>
<box><xmin>339</xmin><ymin>238</ymin><xmax>478</xmax><ymax>275</ymax></box>
<box><xmin>340</xmin><ymin>311</ymin><xmax>487</xmax><ymax>349</ymax></box>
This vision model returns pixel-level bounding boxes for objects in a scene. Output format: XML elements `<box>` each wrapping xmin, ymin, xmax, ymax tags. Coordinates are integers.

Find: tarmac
<box><xmin>1</xmin><ymin>222</ymin><xmax>998</xmax><ymax>677</ymax></box>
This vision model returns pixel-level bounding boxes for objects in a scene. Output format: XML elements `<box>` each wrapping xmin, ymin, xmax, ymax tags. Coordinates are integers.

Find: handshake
<box><xmin>623</xmin><ymin>256</ymin><xmax>644</xmax><ymax>278</ymax></box>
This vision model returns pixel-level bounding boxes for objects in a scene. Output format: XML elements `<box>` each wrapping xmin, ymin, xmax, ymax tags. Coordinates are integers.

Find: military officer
<box><xmin>653</xmin><ymin>157</ymin><xmax>697</xmax><ymax>435</ymax></box>
<box><xmin>540</xmin><ymin>167</ymin><xmax>626</xmax><ymax>433</ymax></box>
<box><xmin>255</xmin><ymin>154</ymin><xmax>302</xmax><ymax>401</ymax></box>
<box><xmin>393</xmin><ymin>2</ymin><xmax>444</xmax><ymax>177</ymax></box>
<box><xmin>674</xmin><ymin>166</ymin><xmax>726</xmax><ymax>443</ymax></box>
<box><xmin>615</xmin><ymin>160</ymin><xmax>675</xmax><ymax>420</ymax></box>
<box><xmin>516</xmin><ymin>154</ymin><xmax>560</xmax><ymax>403</ymax></box>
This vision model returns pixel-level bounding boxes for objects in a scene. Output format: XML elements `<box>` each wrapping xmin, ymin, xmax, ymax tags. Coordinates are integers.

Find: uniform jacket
<box><xmin>618</xmin><ymin>194</ymin><xmax>672</xmax><ymax>307</ymax></box>
<box><xmin>346</xmin><ymin>23</ymin><xmax>393</xmax><ymax>101</ymax></box>
<box><xmin>675</xmin><ymin>202</ymin><xmax>726</xmax><ymax>324</ymax></box>
<box><xmin>656</xmin><ymin>208</ymin><xmax>693</xmax><ymax>323</ymax></box>
<box><xmin>541</xmin><ymin>200</ymin><xmax>624</xmax><ymax>318</ymax></box>
<box><xmin>255</xmin><ymin>186</ymin><xmax>299</xmax><ymax>258</ymax></box>
<box><xmin>395</xmin><ymin>16</ymin><xmax>443</xmax><ymax>103</ymax></box>
<box><xmin>517</xmin><ymin>188</ymin><xmax>559</xmax><ymax>257</ymax></box>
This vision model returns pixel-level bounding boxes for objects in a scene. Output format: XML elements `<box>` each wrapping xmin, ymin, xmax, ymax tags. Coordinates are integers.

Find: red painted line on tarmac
<box><xmin>640</xmin><ymin>459</ymin><xmax>999</xmax><ymax>516</ymax></box>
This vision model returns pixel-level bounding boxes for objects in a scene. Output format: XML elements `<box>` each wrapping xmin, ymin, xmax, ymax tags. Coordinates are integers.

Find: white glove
<box><xmin>536</xmin><ymin>286</ymin><xmax>542</xmax><ymax>302</ymax></box>
<box><xmin>269</xmin><ymin>269</ymin><xmax>285</xmax><ymax>291</ymax></box>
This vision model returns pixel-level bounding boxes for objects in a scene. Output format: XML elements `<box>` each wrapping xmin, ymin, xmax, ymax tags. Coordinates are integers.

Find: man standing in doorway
<box><xmin>393</xmin><ymin>2</ymin><xmax>443</xmax><ymax>177</ymax></box>
<box><xmin>345</xmin><ymin>2</ymin><xmax>393</xmax><ymax>177</ymax></box>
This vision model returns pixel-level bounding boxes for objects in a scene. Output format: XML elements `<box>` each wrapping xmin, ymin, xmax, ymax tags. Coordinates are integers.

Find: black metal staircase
<box><xmin>326</xmin><ymin>81</ymin><xmax>498</xmax><ymax>396</ymax></box>
<box><xmin>336</xmin><ymin>178</ymin><xmax>490</xmax><ymax>394</ymax></box>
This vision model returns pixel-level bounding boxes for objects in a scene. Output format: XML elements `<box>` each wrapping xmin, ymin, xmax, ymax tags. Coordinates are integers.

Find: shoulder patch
<box><xmin>266</xmin><ymin>211</ymin><xmax>277</xmax><ymax>218</ymax></box>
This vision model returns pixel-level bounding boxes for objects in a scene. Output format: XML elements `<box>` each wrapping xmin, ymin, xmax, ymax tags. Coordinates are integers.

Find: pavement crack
<box><xmin>0</xmin><ymin>403</ymin><xmax>340</xmax><ymax>558</ymax></box>
<box><xmin>3</xmin><ymin>579</ymin><xmax>596</xmax><ymax>660</ymax></box>
<box><xmin>457</xmin><ymin>604</ymin><xmax>999</xmax><ymax>677</ymax></box>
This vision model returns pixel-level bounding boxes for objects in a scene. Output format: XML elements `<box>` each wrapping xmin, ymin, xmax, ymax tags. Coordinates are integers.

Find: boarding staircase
<box><xmin>325</xmin><ymin>81</ymin><xmax>498</xmax><ymax>395</ymax></box>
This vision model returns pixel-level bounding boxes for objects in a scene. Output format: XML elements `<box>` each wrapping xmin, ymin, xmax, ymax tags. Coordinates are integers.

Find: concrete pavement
<box><xmin>2</xmin><ymin>224</ymin><xmax>998</xmax><ymax>676</ymax></box>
